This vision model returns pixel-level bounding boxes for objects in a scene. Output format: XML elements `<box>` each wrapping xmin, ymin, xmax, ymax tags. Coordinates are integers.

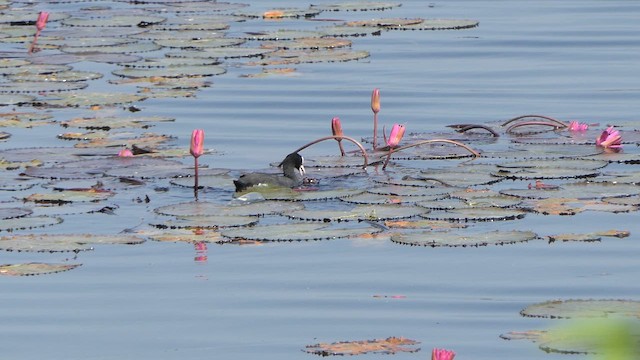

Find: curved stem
<box><xmin>453</xmin><ymin>124</ymin><xmax>500</xmax><ymax>137</ymax></box>
<box><xmin>505</xmin><ymin>121</ymin><xmax>565</xmax><ymax>134</ymax></box>
<box><xmin>501</xmin><ymin>114</ymin><xmax>567</xmax><ymax>128</ymax></box>
<box><xmin>292</xmin><ymin>135</ymin><xmax>369</xmax><ymax>169</ymax></box>
<box><xmin>380</xmin><ymin>139</ymin><xmax>480</xmax><ymax>170</ymax></box>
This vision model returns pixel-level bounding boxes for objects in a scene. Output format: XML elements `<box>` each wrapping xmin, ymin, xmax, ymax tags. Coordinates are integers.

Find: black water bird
<box><xmin>233</xmin><ymin>152</ymin><xmax>305</xmax><ymax>192</ymax></box>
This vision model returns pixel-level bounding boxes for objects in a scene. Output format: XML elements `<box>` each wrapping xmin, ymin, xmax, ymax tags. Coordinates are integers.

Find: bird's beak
<box><xmin>299</xmin><ymin>165</ymin><xmax>306</xmax><ymax>175</ymax></box>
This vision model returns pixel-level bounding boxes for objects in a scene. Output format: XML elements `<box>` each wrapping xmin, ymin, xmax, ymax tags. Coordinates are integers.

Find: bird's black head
<box><xmin>280</xmin><ymin>152</ymin><xmax>305</xmax><ymax>175</ymax></box>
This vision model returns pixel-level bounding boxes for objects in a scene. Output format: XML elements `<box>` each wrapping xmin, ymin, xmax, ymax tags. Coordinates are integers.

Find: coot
<box><xmin>233</xmin><ymin>152</ymin><xmax>305</xmax><ymax>192</ymax></box>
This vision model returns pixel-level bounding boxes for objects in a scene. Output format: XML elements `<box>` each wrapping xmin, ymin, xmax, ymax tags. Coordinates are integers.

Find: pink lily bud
<box><xmin>331</xmin><ymin>117</ymin><xmax>343</xmax><ymax>137</ymax></box>
<box><xmin>36</xmin><ymin>11</ymin><xmax>49</xmax><ymax>32</ymax></box>
<box><xmin>595</xmin><ymin>126</ymin><xmax>622</xmax><ymax>149</ymax></box>
<box><xmin>432</xmin><ymin>348</ymin><xmax>455</xmax><ymax>360</ymax></box>
<box><xmin>118</xmin><ymin>148</ymin><xmax>133</xmax><ymax>157</ymax></box>
<box><xmin>387</xmin><ymin>124</ymin><xmax>405</xmax><ymax>148</ymax></box>
<box><xmin>371</xmin><ymin>88</ymin><xmax>380</xmax><ymax>114</ymax></box>
<box><xmin>567</xmin><ymin>120</ymin><xmax>589</xmax><ymax>132</ymax></box>
<box><xmin>190</xmin><ymin>129</ymin><xmax>205</xmax><ymax>158</ymax></box>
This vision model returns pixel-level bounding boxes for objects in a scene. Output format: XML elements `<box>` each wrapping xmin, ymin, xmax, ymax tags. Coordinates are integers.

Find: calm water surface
<box><xmin>1</xmin><ymin>1</ymin><xmax>640</xmax><ymax>359</ymax></box>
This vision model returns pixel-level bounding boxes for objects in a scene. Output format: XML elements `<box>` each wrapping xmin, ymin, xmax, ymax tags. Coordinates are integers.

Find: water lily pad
<box><xmin>0</xmin><ymin>263</ymin><xmax>81</xmax><ymax>276</ymax></box>
<box><xmin>0</xmin><ymin>207</ymin><xmax>32</xmax><ymax>219</ymax></box>
<box><xmin>304</xmin><ymin>337</ymin><xmax>420</xmax><ymax>356</ymax></box>
<box><xmin>501</xmin><ymin>181</ymin><xmax>640</xmax><ymax>200</ymax></box>
<box><xmin>546</xmin><ymin>230</ymin><xmax>629</xmax><ymax>243</ymax></box>
<box><xmin>40</xmin><ymin>92</ymin><xmax>147</xmax><ymax>107</ymax></box>
<box><xmin>251</xmin><ymin>188</ymin><xmax>364</xmax><ymax>201</ymax></box>
<box><xmin>0</xmin><ymin>215</ymin><xmax>63</xmax><ymax>232</ymax></box>
<box><xmin>154</xmin><ymin>37</ymin><xmax>245</xmax><ymax>48</ymax></box>
<box><xmin>147</xmin><ymin>229</ymin><xmax>225</xmax><ymax>244</ymax></box>
<box><xmin>491</xmin><ymin>167</ymin><xmax>599</xmax><ymax>180</ymax></box>
<box><xmin>0</xmin><ymin>93</ymin><xmax>34</xmax><ymax>105</ymax></box>
<box><xmin>421</xmin><ymin>207</ymin><xmax>526</xmax><ymax>222</ymax></box>
<box><xmin>243</xmin><ymin>29</ymin><xmax>324</xmax><ymax>41</ymax></box>
<box><xmin>391</xmin><ymin>229</ymin><xmax>538</xmax><ymax>247</ymax></box>
<box><xmin>248</xmin><ymin>49</ymin><xmax>369</xmax><ymax>65</ymax></box>
<box><xmin>154</xmin><ymin>200</ymin><xmax>304</xmax><ymax>217</ymax></box>
<box><xmin>310</xmin><ymin>2</ymin><xmax>401</xmax><ymax>11</ymax></box>
<box><xmin>62</xmin><ymin>15</ymin><xmax>167</xmax><ymax>27</ymax></box>
<box><xmin>286</xmin><ymin>204</ymin><xmax>426</xmax><ymax>222</ymax></box>
<box><xmin>112</xmin><ymin>65</ymin><xmax>226</xmax><ymax>78</ymax></box>
<box><xmin>23</xmin><ymin>157</ymin><xmax>184</xmax><ymax>179</ymax></box>
<box><xmin>29</xmin><ymin>52</ymin><xmax>142</xmax><ymax>65</ymax></box>
<box><xmin>235</xmin><ymin>8</ymin><xmax>321</xmax><ymax>19</ymax></box>
<box><xmin>262</xmin><ymin>37</ymin><xmax>352</xmax><ymax>50</ymax></box>
<box><xmin>61</xmin><ymin>115</ymin><xmax>175</xmax><ymax>130</ymax></box>
<box><xmin>221</xmin><ymin>222</ymin><xmax>381</xmax><ymax>242</ymax></box>
<box><xmin>347</xmin><ymin>17</ymin><xmax>423</xmax><ymax>27</ymax></box>
<box><xmin>367</xmin><ymin>184</ymin><xmax>450</xmax><ymax>197</ymax></box>
<box><xmin>61</xmin><ymin>42</ymin><xmax>161</xmax><ymax>54</ymax></box>
<box><xmin>0</xmin><ymin>233</ymin><xmax>145</xmax><ymax>252</ymax></box>
<box><xmin>520</xmin><ymin>299</ymin><xmax>640</xmax><ymax>319</ymax></box>
<box><xmin>23</xmin><ymin>189</ymin><xmax>115</xmax><ymax>204</ymax></box>
<box><xmin>340</xmin><ymin>192</ymin><xmax>441</xmax><ymax>205</ymax></box>
<box><xmin>168</xmin><ymin>47</ymin><xmax>275</xmax><ymax>59</ymax></box>
<box><xmin>151</xmin><ymin>215</ymin><xmax>259</xmax><ymax>229</ymax></box>
<box><xmin>393</xmin><ymin>19</ymin><xmax>480</xmax><ymax>30</ymax></box>
<box><xmin>0</xmin><ymin>81</ymin><xmax>88</xmax><ymax>94</ymax></box>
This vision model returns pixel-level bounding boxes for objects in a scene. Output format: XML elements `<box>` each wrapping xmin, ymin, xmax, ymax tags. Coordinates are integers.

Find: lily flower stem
<box><xmin>373</xmin><ymin>112</ymin><xmax>378</xmax><ymax>150</ymax></box>
<box><xmin>337</xmin><ymin>139</ymin><xmax>346</xmax><ymax>156</ymax></box>
<box><xmin>505</xmin><ymin>121</ymin><xmax>565</xmax><ymax>134</ymax></box>
<box><xmin>292</xmin><ymin>135</ymin><xmax>369</xmax><ymax>170</ymax></box>
<box><xmin>194</xmin><ymin>157</ymin><xmax>199</xmax><ymax>200</ymax></box>
<box><xmin>28</xmin><ymin>30</ymin><xmax>41</xmax><ymax>54</ymax></box>
<box><xmin>502</xmin><ymin>114</ymin><xmax>568</xmax><ymax>128</ymax></box>
<box><xmin>381</xmin><ymin>139</ymin><xmax>481</xmax><ymax>170</ymax></box>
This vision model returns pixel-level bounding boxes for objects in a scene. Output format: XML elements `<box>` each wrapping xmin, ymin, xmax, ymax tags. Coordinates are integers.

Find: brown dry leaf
<box><xmin>529</xmin><ymin>197</ymin><xmax>585</xmax><ymax>215</ymax></box>
<box><xmin>595</xmin><ymin>229</ymin><xmax>631</xmax><ymax>238</ymax></box>
<box><xmin>305</xmin><ymin>336</ymin><xmax>420</xmax><ymax>356</ymax></box>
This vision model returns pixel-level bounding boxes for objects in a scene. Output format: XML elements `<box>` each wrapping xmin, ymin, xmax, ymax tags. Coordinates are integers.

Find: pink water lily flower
<box><xmin>118</xmin><ymin>148</ymin><xmax>133</xmax><ymax>157</ymax></box>
<box><xmin>595</xmin><ymin>126</ymin><xmax>622</xmax><ymax>149</ymax></box>
<box><xmin>36</xmin><ymin>11</ymin><xmax>49</xmax><ymax>32</ymax></box>
<box><xmin>331</xmin><ymin>117</ymin><xmax>343</xmax><ymax>137</ymax></box>
<box><xmin>567</xmin><ymin>120</ymin><xmax>589</xmax><ymax>132</ymax></box>
<box><xmin>387</xmin><ymin>123</ymin><xmax>406</xmax><ymax>148</ymax></box>
<box><xmin>432</xmin><ymin>348</ymin><xmax>455</xmax><ymax>360</ymax></box>
<box><xmin>190</xmin><ymin>129</ymin><xmax>205</xmax><ymax>158</ymax></box>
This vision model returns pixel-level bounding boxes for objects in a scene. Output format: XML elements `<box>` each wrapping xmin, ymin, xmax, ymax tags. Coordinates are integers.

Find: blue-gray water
<box><xmin>2</xmin><ymin>1</ymin><xmax>640</xmax><ymax>359</ymax></box>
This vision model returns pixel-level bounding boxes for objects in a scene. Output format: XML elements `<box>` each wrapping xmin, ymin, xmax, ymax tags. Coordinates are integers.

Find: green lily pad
<box><xmin>29</xmin><ymin>53</ymin><xmax>142</xmax><ymax>65</ymax></box>
<box><xmin>286</xmin><ymin>204</ymin><xmax>427</xmax><ymax>222</ymax></box>
<box><xmin>491</xmin><ymin>167</ymin><xmax>599</xmax><ymax>180</ymax></box>
<box><xmin>0</xmin><ymin>93</ymin><xmax>34</xmax><ymax>105</ymax></box>
<box><xmin>23</xmin><ymin>189</ymin><xmax>115</xmax><ymax>203</ymax></box>
<box><xmin>40</xmin><ymin>92</ymin><xmax>147</xmax><ymax>107</ymax></box>
<box><xmin>62</xmin><ymin>15</ymin><xmax>167</xmax><ymax>27</ymax></box>
<box><xmin>167</xmin><ymin>47</ymin><xmax>275</xmax><ymax>59</ymax></box>
<box><xmin>112</xmin><ymin>65</ymin><xmax>226</xmax><ymax>78</ymax></box>
<box><xmin>0</xmin><ymin>207</ymin><xmax>32</xmax><ymax>219</ymax></box>
<box><xmin>391</xmin><ymin>230</ymin><xmax>538</xmax><ymax>247</ymax></box>
<box><xmin>248</xmin><ymin>49</ymin><xmax>370</xmax><ymax>65</ymax></box>
<box><xmin>0</xmin><ymin>81</ymin><xmax>88</xmax><ymax>94</ymax></box>
<box><xmin>255</xmin><ymin>188</ymin><xmax>364</xmax><ymax>201</ymax></box>
<box><xmin>153</xmin><ymin>37</ymin><xmax>245</xmax><ymax>48</ymax></box>
<box><xmin>344</xmin><ymin>18</ymin><xmax>424</xmax><ymax>28</ymax></box>
<box><xmin>61</xmin><ymin>43</ymin><xmax>162</xmax><ymax>54</ymax></box>
<box><xmin>367</xmin><ymin>185</ymin><xmax>450</xmax><ymax>197</ymax></box>
<box><xmin>0</xmin><ymin>263</ymin><xmax>82</xmax><ymax>276</ymax></box>
<box><xmin>61</xmin><ymin>115</ymin><xmax>175</xmax><ymax>130</ymax></box>
<box><xmin>520</xmin><ymin>299</ymin><xmax>640</xmax><ymax>319</ymax></box>
<box><xmin>151</xmin><ymin>215</ymin><xmax>259</xmax><ymax>229</ymax></box>
<box><xmin>503</xmin><ymin>182</ymin><xmax>640</xmax><ymax>200</ymax></box>
<box><xmin>0</xmin><ymin>215</ymin><xmax>63</xmax><ymax>232</ymax></box>
<box><xmin>235</xmin><ymin>8</ymin><xmax>321</xmax><ymax>19</ymax></box>
<box><xmin>154</xmin><ymin>200</ymin><xmax>304</xmax><ymax>217</ymax></box>
<box><xmin>262</xmin><ymin>37</ymin><xmax>352</xmax><ymax>50</ymax></box>
<box><xmin>340</xmin><ymin>192</ymin><xmax>441</xmax><ymax>205</ymax></box>
<box><xmin>421</xmin><ymin>207</ymin><xmax>526</xmax><ymax>222</ymax></box>
<box><xmin>392</xmin><ymin>19</ymin><xmax>480</xmax><ymax>31</ymax></box>
<box><xmin>310</xmin><ymin>2</ymin><xmax>401</xmax><ymax>11</ymax></box>
<box><xmin>0</xmin><ymin>233</ymin><xmax>145</xmax><ymax>252</ymax></box>
<box><xmin>221</xmin><ymin>222</ymin><xmax>381</xmax><ymax>242</ymax></box>
<box><xmin>243</xmin><ymin>29</ymin><xmax>325</xmax><ymax>41</ymax></box>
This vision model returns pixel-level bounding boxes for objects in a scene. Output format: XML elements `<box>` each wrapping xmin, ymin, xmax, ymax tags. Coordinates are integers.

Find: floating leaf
<box><xmin>256</xmin><ymin>188</ymin><xmax>364</xmax><ymax>201</ymax></box>
<box><xmin>0</xmin><ymin>234</ymin><xmax>144</xmax><ymax>252</ymax></box>
<box><xmin>0</xmin><ymin>263</ymin><xmax>81</xmax><ymax>276</ymax></box>
<box><xmin>421</xmin><ymin>207</ymin><xmax>526</xmax><ymax>222</ymax></box>
<box><xmin>345</xmin><ymin>18</ymin><xmax>424</xmax><ymax>27</ymax></box>
<box><xmin>29</xmin><ymin>53</ymin><xmax>142</xmax><ymax>65</ymax></box>
<box><xmin>154</xmin><ymin>200</ymin><xmax>304</xmax><ymax>217</ymax></box>
<box><xmin>0</xmin><ymin>93</ymin><xmax>35</xmax><ymax>105</ymax></box>
<box><xmin>341</xmin><ymin>192</ymin><xmax>440</xmax><ymax>205</ymax></box>
<box><xmin>391</xmin><ymin>229</ymin><xmax>538</xmax><ymax>247</ymax></box>
<box><xmin>8</xmin><ymin>70</ymin><xmax>103</xmax><ymax>82</ymax></box>
<box><xmin>61</xmin><ymin>115</ymin><xmax>175</xmax><ymax>130</ymax></box>
<box><xmin>153</xmin><ymin>37</ymin><xmax>245</xmax><ymax>49</ymax></box>
<box><xmin>41</xmin><ymin>92</ymin><xmax>147</xmax><ymax>107</ymax></box>
<box><xmin>520</xmin><ymin>299</ymin><xmax>640</xmax><ymax>319</ymax></box>
<box><xmin>147</xmin><ymin>229</ymin><xmax>225</xmax><ymax>244</ymax></box>
<box><xmin>62</xmin><ymin>15</ymin><xmax>167</xmax><ymax>27</ymax></box>
<box><xmin>304</xmin><ymin>337</ymin><xmax>420</xmax><ymax>356</ymax></box>
<box><xmin>23</xmin><ymin>189</ymin><xmax>115</xmax><ymax>204</ymax></box>
<box><xmin>221</xmin><ymin>222</ymin><xmax>381</xmax><ymax>242</ymax></box>
<box><xmin>112</xmin><ymin>65</ymin><xmax>226</xmax><ymax>78</ymax></box>
<box><xmin>0</xmin><ymin>81</ymin><xmax>88</xmax><ymax>94</ymax></box>
<box><xmin>151</xmin><ymin>215</ymin><xmax>259</xmax><ymax>230</ymax></box>
<box><xmin>310</xmin><ymin>2</ymin><xmax>401</xmax><ymax>11</ymax></box>
<box><xmin>286</xmin><ymin>204</ymin><xmax>427</xmax><ymax>222</ymax></box>
<box><xmin>392</xmin><ymin>19</ymin><xmax>480</xmax><ymax>31</ymax></box>
<box><xmin>491</xmin><ymin>167</ymin><xmax>599</xmax><ymax>180</ymax></box>
<box><xmin>0</xmin><ymin>215</ymin><xmax>63</xmax><ymax>232</ymax></box>
<box><xmin>0</xmin><ymin>207</ymin><xmax>32</xmax><ymax>220</ymax></box>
